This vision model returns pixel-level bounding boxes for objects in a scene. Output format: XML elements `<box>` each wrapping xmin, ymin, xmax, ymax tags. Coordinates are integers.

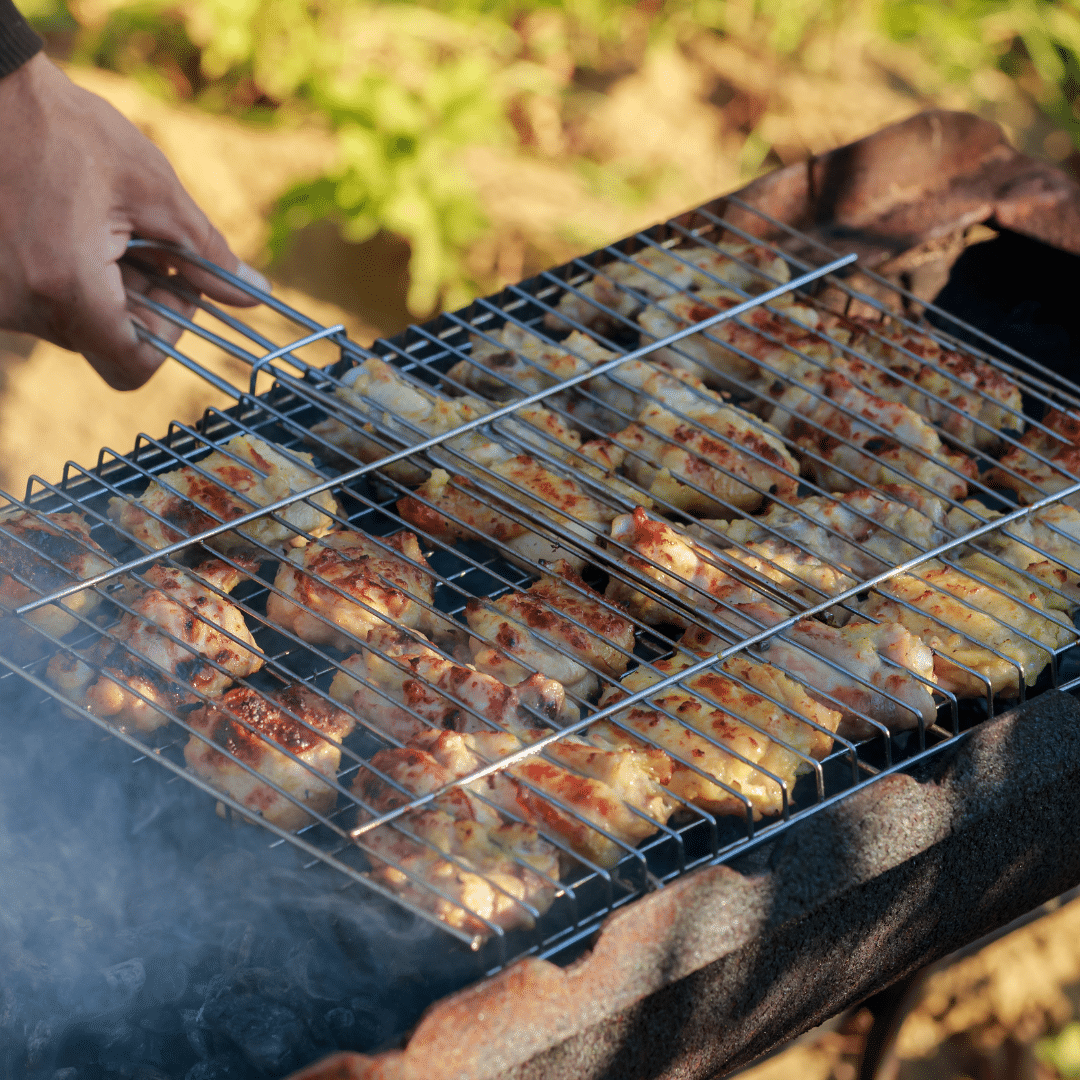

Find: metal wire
<box><xmin>2</xmin><ymin>202</ymin><xmax>1079</xmax><ymax>969</ymax></box>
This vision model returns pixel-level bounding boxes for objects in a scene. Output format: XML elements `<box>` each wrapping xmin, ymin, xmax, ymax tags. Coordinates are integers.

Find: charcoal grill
<box><xmin>6</xmin><ymin>109</ymin><xmax>1080</xmax><ymax>1080</ymax></box>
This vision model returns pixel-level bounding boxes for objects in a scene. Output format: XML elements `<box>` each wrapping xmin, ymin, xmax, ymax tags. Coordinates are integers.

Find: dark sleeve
<box><xmin>0</xmin><ymin>0</ymin><xmax>41</xmax><ymax>78</ymax></box>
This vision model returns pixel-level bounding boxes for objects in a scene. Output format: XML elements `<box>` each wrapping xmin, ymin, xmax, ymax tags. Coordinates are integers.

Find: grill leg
<box><xmin>856</xmin><ymin>971</ymin><xmax>927</xmax><ymax>1080</ymax></box>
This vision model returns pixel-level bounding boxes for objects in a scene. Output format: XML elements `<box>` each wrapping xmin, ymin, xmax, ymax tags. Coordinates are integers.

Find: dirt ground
<box><xmin>737</xmin><ymin>891</ymin><xmax>1080</xmax><ymax>1079</ymax></box>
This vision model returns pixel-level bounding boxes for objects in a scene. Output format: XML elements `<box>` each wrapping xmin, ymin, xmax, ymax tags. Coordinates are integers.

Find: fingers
<box><xmin>121</xmin><ymin>262</ymin><xmax>198</xmax><ymax>361</ymax></box>
<box><xmin>125</xmin><ymin>162</ymin><xmax>269</xmax><ymax>309</ymax></box>
<box><xmin>59</xmin><ymin>261</ymin><xmax>168</xmax><ymax>391</ymax></box>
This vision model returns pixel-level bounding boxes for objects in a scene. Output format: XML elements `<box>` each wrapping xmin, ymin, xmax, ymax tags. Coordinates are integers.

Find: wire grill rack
<box><xmin>3</xmin><ymin>194</ymin><xmax>1080</xmax><ymax>973</ymax></box>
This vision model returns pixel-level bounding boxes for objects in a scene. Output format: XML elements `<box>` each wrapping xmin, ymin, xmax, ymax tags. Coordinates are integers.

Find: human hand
<box><xmin>0</xmin><ymin>53</ymin><xmax>268</xmax><ymax>390</ymax></box>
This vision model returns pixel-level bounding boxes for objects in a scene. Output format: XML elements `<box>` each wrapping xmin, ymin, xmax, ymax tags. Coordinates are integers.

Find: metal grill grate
<box><xmin>3</xmin><ymin>195</ymin><xmax>1080</xmax><ymax>973</ymax></box>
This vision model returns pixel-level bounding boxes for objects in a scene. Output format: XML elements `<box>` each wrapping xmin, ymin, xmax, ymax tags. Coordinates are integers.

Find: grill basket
<box><xmin>4</xmin><ymin>111</ymin><xmax>1080</xmax><ymax>1000</ymax></box>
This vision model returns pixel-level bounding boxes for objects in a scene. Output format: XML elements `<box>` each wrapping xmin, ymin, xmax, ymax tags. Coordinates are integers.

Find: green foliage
<box><xmin>880</xmin><ymin>0</ymin><xmax>1080</xmax><ymax>140</ymax></box>
<box><xmin>1037</xmin><ymin>1020</ymin><xmax>1080</xmax><ymax>1077</ymax></box>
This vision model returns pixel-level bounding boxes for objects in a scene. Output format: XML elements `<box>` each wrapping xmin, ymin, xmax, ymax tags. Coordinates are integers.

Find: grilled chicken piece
<box><xmin>987</xmin><ymin>409</ymin><xmax>1080</xmax><ymax>505</ymax></box>
<box><xmin>450</xmin><ymin>323</ymin><xmax>616</xmax><ymax>402</ymax></box>
<box><xmin>411</xmin><ymin>727</ymin><xmax>676</xmax><ymax>869</ymax></box>
<box><xmin>829</xmin><ymin>316</ymin><xmax>1024</xmax><ymax>451</ymax></box>
<box><xmin>398</xmin><ymin>456</ymin><xmax>624</xmax><ymax>573</ymax></box>
<box><xmin>329</xmin><ymin>626</ymin><xmax>572</xmax><ymax>740</ymax></box>
<box><xmin>310</xmin><ymin>356</ymin><xmax>580</xmax><ymax>486</ymax></box>
<box><xmin>609</xmin><ymin>368</ymin><xmax>801</xmax><ymax>517</ymax></box>
<box><xmin>948</xmin><ymin>499</ymin><xmax>1080</xmax><ymax>610</ymax></box>
<box><xmin>699</xmin><ymin>532</ymin><xmax>857</xmax><ymax>605</ymax></box>
<box><xmin>185</xmin><ymin>684</ymin><xmax>354</xmax><ymax>830</ymax></box>
<box><xmin>856</xmin><ymin>553</ymin><xmax>1077</xmax><ymax>698</ymax></box>
<box><xmin>637</xmin><ymin>288</ymin><xmax>824</xmax><ymax>392</ymax></box>
<box><xmin>703</xmin><ymin>485</ymin><xmax>949</xmax><ymax>581</ymax></box>
<box><xmin>46</xmin><ymin>560</ymin><xmax>263</xmax><ymax>732</ymax></box>
<box><xmin>766</xmin><ymin>370</ymin><xmax>978</xmax><ymax>499</ymax></box>
<box><xmin>108</xmin><ymin>435</ymin><xmax>337</xmax><ymax>557</ymax></box>
<box><xmin>680</xmin><ymin>618</ymin><xmax>937</xmax><ymax>739</ymax></box>
<box><xmin>311</xmin><ymin>356</ymin><xmax>495</xmax><ymax>485</ymax></box>
<box><xmin>354</xmin><ymin>746</ymin><xmax>561</xmax><ymax>934</ymax></box>
<box><xmin>593</xmin><ymin>651</ymin><xmax>839</xmax><ymax>819</ymax></box>
<box><xmin>545</xmin><ymin>241</ymin><xmax>791</xmax><ymax>335</ymax></box>
<box><xmin>465</xmin><ymin>561</ymin><xmax>635</xmax><ymax>701</ymax></box>
<box><xmin>0</xmin><ymin>510</ymin><xmax>113</xmax><ymax>639</ymax></box>
<box><xmin>266</xmin><ymin>529</ymin><xmax>451</xmax><ymax>652</ymax></box>
<box><xmin>606</xmin><ymin>508</ymin><xmax>797</xmax><ymax>628</ymax></box>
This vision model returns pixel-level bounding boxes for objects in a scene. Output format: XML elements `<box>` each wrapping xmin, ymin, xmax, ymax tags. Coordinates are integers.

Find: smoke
<box><xmin>0</xmin><ymin>665</ymin><xmax>486</xmax><ymax>1080</ymax></box>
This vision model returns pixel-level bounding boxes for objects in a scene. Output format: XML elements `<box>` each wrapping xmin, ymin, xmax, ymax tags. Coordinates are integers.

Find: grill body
<box><xmin>4</xmin><ymin>109</ymin><xmax>1080</xmax><ymax>1079</ymax></box>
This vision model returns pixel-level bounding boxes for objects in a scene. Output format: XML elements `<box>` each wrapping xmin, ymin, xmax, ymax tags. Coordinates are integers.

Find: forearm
<box><xmin>0</xmin><ymin>0</ymin><xmax>40</xmax><ymax>78</ymax></box>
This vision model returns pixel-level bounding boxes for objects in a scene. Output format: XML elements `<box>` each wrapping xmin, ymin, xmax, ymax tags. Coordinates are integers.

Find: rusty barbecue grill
<box><xmin>4</xmin><ymin>138</ymin><xmax>1080</xmax><ymax>1001</ymax></box>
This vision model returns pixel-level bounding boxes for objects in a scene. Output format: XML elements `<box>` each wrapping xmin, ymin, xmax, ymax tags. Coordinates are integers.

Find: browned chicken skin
<box><xmin>266</xmin><ymin>529</ymin><xmax>451</xmax><ymax>652</ymax></box>
<box><xmin>329</xmin><ymin>626</ymin><xmax>572</xmax><ymax>740</ymax></box>
<box><xmin>47</xmin><ymin>560</ymin><xmax>263</xmax><ymax>732</ymax></box>
<box><xmin>408</xmin><ymin>727</ymin><xmax>677</xmax><ymax>869</ymax></box>
<box><xmin>398</xmin><ymin>461</ymin><xmax>619</xmax><ymax>573</ymax></box>
<box><xmin>108</xmin><ymin>434</ymin><xmax>338</xmax><ymax>556</ymax></box>
<box><xmin>595</xmin><ymin>652</ymin><xmax>840</xmax><ymax>820</ymax></box>
<box><xmin>353</xmin><ymin>744</ymin><xmax>561</xmax><ymax>934</ymax></box>
<box><xmin>987</xmin><ymin>409</ymin><xmax>1080</xmax><ymax>504</ymax></box>
<box><xmin>185</xmin><ymin>683</ymin><xmax>355</xmax><ymax>830</ymax></box>
<box><xmin>0</xmin><ymin>510</ymin><xmax>113</xmax><ymax>639</ymax></box>
<box><xmin>465</xmin><ymin>561</ymin><xmax>635</xmax><ymax>701</ymax></box>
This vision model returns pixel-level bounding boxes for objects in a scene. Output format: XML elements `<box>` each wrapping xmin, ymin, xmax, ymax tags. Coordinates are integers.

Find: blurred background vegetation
<box><xmin>17</xmin><ymin>0</ymin><xmax>1080</xmax><ymax>317</ymax></box>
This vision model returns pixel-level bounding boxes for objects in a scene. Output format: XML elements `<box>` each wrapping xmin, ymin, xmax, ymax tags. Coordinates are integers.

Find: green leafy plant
<box><xmin>1037</xmin><ymin>1020</ymin><xmax>1080</xmax><ymax>1078</ymax></box>
<box><xmin>880</xmin><ymin>0</ymin><xmax>1080</xmax><ymax>143</ymax></box>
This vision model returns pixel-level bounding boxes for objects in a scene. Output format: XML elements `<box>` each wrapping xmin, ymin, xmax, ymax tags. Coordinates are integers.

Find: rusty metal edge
<box><xmin>717</xmin><ymin>108</ymin><xmax>1080</xmax><ymax>262</ymax></box>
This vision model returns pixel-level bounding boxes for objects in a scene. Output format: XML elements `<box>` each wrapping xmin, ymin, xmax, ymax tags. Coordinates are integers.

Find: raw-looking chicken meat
<box><xmin>108</xmin><ymin>434</ymin><xmax>338</xmax><ymax>556</ymax></box>
<box><xmin>465</xmin><ymin>560</ymin><xmax>635</xmax><ymax>700</ymax></box>
<box><xmin>266</xmin><ymin>529</ymin><xmax>453</xmax><ymax>652</ymax></box>
<box><xmin>0</xmin><ymin>510</ymin><xmax>113</xmax><ymax>638</ymax></box>
<box><xmin>593</xmin><ymin>651</ymin><xmax>840</xmax><ymax>819</ymax></box>
<box><xmin>46</xmin><ymin>560</ymin><xmax>263</xmax><ymax>732</ymax></box>
<box><xmin>185</xmin><ymin>684</ymin><xmax>355</xmax><ymax>830</ymax></box>
<box><xmin>328</xmin><ymin>626</ymin><xmax>573</xmax><ymax>740</ymax></box>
